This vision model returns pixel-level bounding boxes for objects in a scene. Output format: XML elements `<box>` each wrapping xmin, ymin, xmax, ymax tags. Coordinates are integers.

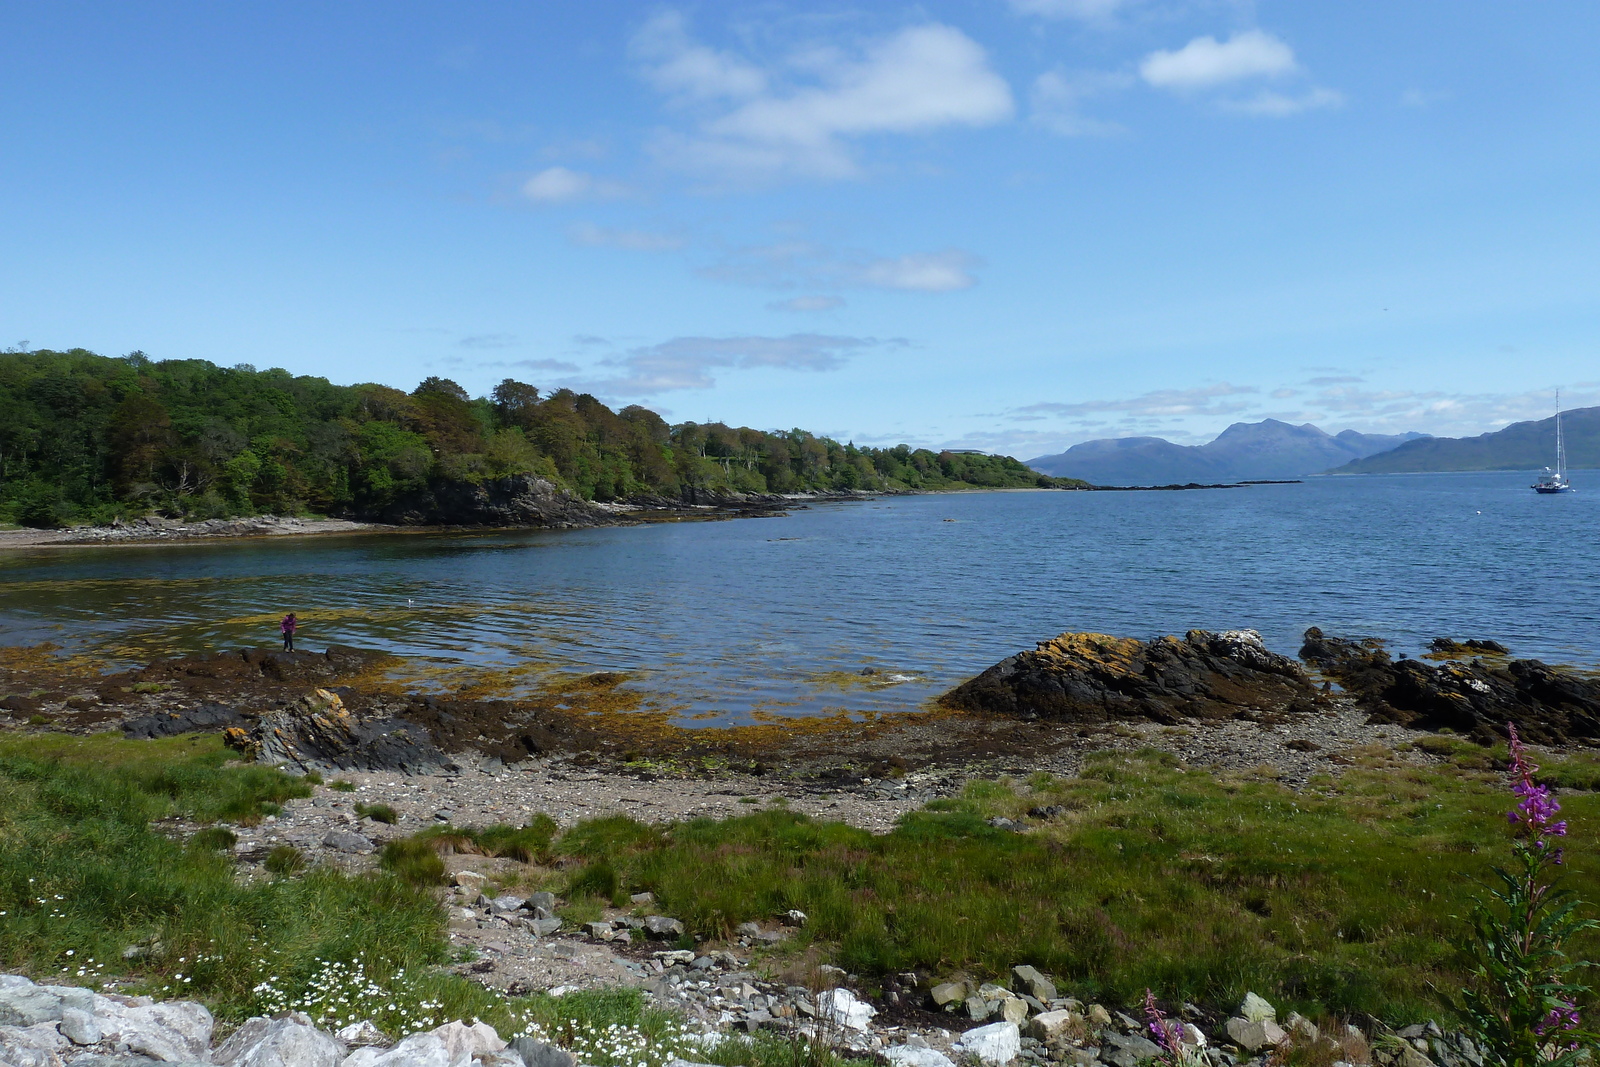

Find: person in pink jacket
<box><xmin>280</xmin><ymin>612</ymin><xmax>297</xmax><ymax>652</ymax></box>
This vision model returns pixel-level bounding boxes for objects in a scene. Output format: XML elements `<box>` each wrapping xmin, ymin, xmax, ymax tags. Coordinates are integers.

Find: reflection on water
<box><xmin>3</xmin><ymin>472</ymin><xmax>1596</xmax><ymax>726</ymax></box>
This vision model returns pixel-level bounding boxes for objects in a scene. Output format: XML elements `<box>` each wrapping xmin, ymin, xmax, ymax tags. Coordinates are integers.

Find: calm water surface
<box><xmin>2</xmin><ymin>471</ymin><xmax>1595</xmax><ymax>725</ymax></box>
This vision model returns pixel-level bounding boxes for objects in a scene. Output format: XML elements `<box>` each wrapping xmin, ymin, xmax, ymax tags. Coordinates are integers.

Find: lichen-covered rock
<box><xmin>1300</xmin><ymin>628</ymin><xmax>1600</xmax><ymax>744</ymax></box>
<box><xmin>941</xmin><ymin>630</ymin><xmax>1318</xmax><ymax>724</ymax></box>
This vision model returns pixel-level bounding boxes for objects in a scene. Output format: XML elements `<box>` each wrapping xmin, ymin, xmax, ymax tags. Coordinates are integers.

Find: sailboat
<box><xmin>1533</xmin><ymin>389</ymin><xmax>1572</xmax><ymax>493</ymax></box>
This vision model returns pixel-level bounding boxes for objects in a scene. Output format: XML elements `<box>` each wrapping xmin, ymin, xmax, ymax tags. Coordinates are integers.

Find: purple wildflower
<box><xmin>1508</xmin><ymin>724</ymin><xmax>1566</xmax><ymax>845</ymax></box>
<box><xmin>1144</xmin><ymin>989</ymin><xmax>1184</xmax><ymax>1063</ymax></box>
<box><xmin>1534</xmin><ymin>1000</ymin><xmax>1581</xmax><ymax>1037</ymax></box>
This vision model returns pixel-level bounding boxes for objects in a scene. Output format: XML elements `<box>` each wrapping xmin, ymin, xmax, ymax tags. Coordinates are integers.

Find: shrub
<box><xmin>330</xmin><ymin>780</ymin><xmax>357</xmax><ymax>792</ymax></box>
<box><xmin>355</xmin><ymin>802</ymin><xmax>398</xmax><ymax>825</ymax></box>
<box><xmin>381</xmin><ymin>838</ymin><xmax>446</xmax><ymax>886</ymax></box>
<box><xmin>189</xmin><ymin>827</ymin><xmax>238</xmax><ymax>851</ymax></box>
<box><xmin>265</xmin><ymin>845</ymin><xmax>307</xmax><ymax>875</ymax></box>
<box><xmin>567</xmin><ymin>860</ymin><xmax>620</xmax><ymax>902</ymax></box>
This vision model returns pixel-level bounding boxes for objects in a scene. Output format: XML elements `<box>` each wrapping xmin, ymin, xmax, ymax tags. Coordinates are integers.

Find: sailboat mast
<box><xmin>1556</xmin><ymin>388</ymin><xmax>1565</xmax><ymax>477</ymax></box>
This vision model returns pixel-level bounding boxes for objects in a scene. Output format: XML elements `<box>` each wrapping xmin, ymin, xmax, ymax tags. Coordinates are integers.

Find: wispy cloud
<box><xmin>522</xmin><ymin>166</ymin><xmax>630</xmax><ymax>203</ymax></box>
<box><xmin>1030</xmin><ymin>70</ymin><xmax>1130</xmax><ymax>136</ymax></box>
<box><xmin>1140</xmin><ymin>31</ymin><xmax>1298</xmax><ymax>90</ymax></box>
<box><xmin>459</xmin><ymin>334</ymin><xmax>518</xmax><ymax>349</ymax></box>
<box><xmin>572</xmin><ymin>333</ymin><xmax>897</xmax><ymax>395</ymax></box>
<box><xmin>568</xmin><ymin>222</ymin><xmax>686</xmax><ymax>252</ymax></box>
<box><xmin>1224</xmin><ymin>86</ymin><xmax>1343</xmax><ymax>116</ymax></box>
<box><xmin>703</xmin><ymin>240</ymin><xmax>979</xmax><ymax>292</ymax></box>
<box><xmin>635</xmin><ymin>13</ymin><xmax>1013</xmax><ymax>183</ymax></box>
<box><xmin>1006</xmin><ymin>0</ymin><xmax>1131</xmax><ymax>22</ymax></box>
<box><xmin>769</xmin><ymin>295</ymin><xmax>846</xmax><ymax>312</ymax></box>
<box><xmin>1400</xmin><ymin>88</ymin><xmax>1450</xmax><ymax>109</ymax></box>
<box><xmin>1015</xmin><ymin>383</ymin><xmax>1261</xmax><ymax>422</ymax></box>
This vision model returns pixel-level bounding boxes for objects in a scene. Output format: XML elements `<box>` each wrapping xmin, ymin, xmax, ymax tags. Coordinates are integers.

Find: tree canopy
<box><xmin>0</xmin><ymin>349</ymin><xmax>1079</xmax><ymax>527</ymax></box>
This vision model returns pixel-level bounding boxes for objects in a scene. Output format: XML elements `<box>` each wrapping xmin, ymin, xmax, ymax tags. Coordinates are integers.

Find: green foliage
<box><xmin>0</xmin><ymin>738</ymin><xmax>446</xmax><ymax>1016</ymax></box>
<box><xmin>354</xmin><ymin>801</ymin><xmax>399</xmax><ymax>825</ymax></box>
<box><xmin>264</xmin><ymin>845</ymin><xmax>307</xmax><ymax>875</ymax></box>
<box><xmin>380</xmin><ymin>838</ymin><xmax>447</xmax><ymax>887</ymax></box>
<box><xmin>188</xmin><ymin>826</ymin><xmax>237</xmax><ymax>852</ymax></box>
<box><xmin>0</xmin><ymin>349</ymin><xmax>1080</xmax><ymax>525</ymax></box>
<box><xmin>538</xmin><ymin>752</ymin><xmax>1600</xmax><ymax>1024</ymax></box>
<box><xmin>330</xmin><ymin>779</ymin><xmax>357</xmax><ymax>792</ymax></box>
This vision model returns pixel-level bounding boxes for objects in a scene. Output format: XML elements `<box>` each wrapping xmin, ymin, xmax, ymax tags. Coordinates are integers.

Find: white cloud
<box><xmin>702</xmin><ymin>241</ymin><xmax>980</xmax><ymax>292</ymax></box>
<box><xmin>1030</xmin><ymin>70</ymin><xmax>1130</xmax><ymax>136</ymax></box>
<box><xmin>857</xmin><ymin>250</ymin><xmax>978</xmax><ymax>292</ymax></box>
<box><xmin>575</xmin><ymin>334</ymin><xmax>893</xmax><ymax>395</ymax></box>
<box><xmin>568</xmin><ymin>222</ymin><xmax>686</xmax><ymax>252</ymax></box>
<box><xmin>636</xmin><ymin>15</ymin><xmax>1014</xmax><ymax>182</ymax></box>
<box><xmin>1140</xmin><ymin>30</ymin><xmax>1298</xmax><ymax>90</ymax></box>
<box><xmin>1224</xmin><ymin>86</ymin><xmax>1343</xmax><ymax>116</ymax></box>
<box><xmin>1007</xmin><ymin>0</ymin><xmax>1129</xmax><ymax>21</ymax></box>
<box><xmin>1015</xmin><ymin>383</ymin><xmax>1261</xmax><ymax>422</ymax></box>
<box><xmin>630</xmin><ymin>11</ymin><xmax>767</xmax><ymax>102</ymax></box>
<box><xmin>521</xmin><ymin>166</ymin><xmax>629</xmax><ymax>203</ymax></box>
<box><xmin>459</xmin><ymin>334</ymin><xmax>518</xmax><ymax>349</ymax></box>
<box><xmin>769</xmin><ymin>295</ymin><xmax>846</xmax><ymax>312</ymax></box>
<box><xmin>1400</xmin><ymin>88</ymin><xmax>1450</xmax><ymax>109</ymax></box>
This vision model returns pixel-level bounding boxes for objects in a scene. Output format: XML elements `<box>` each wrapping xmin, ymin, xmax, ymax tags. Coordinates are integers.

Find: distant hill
<box><xmin>1329</xmin><ymin>406</ymin><xmax>1600</xmax><ymax>474</ymax></box>
<box><xmin>1029</xmin><ymin>419</ymin><xmax>1427</xmax><ymax>486</ymax></box>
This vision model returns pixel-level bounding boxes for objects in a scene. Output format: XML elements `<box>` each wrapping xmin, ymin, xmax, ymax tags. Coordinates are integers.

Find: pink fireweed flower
<box><xmin>1144</xmin><ymin>989</ymin><xmax>1185</xmax><ymax>1061</ymax></box>
<box><xmin>1534</xmin><ymin>1000</ymin><xmax>1581</xmax><ymax>1037</ymax></box>
<box><xmin>1507</xmin><ymin>724</ymin><xmax>1566</xmax><ymax>845</ymax></box>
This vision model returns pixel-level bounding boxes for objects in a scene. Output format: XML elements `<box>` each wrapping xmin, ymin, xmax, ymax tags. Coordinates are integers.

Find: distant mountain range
<box><xmin>1028</xmin><ymin>419</ymin><xmax>1428</xmax><ymax>486</ymax></box>
<box><xmin>1329</xmin><ymin>406</ymin><xmax>1600</xmax><ymax>474</ymax></box>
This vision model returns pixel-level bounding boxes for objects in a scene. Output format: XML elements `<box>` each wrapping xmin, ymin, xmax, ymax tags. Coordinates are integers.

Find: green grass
<box><xmin>530</xmin><ymin>745</ymin><xmax>1600</xmax><ymax>1025</ymax></box>
<box><xmin>417</xmin><ymin>816</ymin><xmax>558</xmax><ymax>863</ymax></box>
<box><xmin>355</xmin><ymin>801</ymin><xmax>399</xmax><ymax>824</ymax></box>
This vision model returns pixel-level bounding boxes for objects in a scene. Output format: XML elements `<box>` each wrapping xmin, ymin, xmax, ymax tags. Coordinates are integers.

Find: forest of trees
<box><xmin>0</xmin><ymin>349</ymin><xmax>1078</xmax><ymax>527</ymax></box>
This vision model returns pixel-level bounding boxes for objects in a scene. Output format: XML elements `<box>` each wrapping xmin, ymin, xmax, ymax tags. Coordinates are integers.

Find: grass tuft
<box><xmin>355</xmin><ymin>802</ymin><xmax>399</xmax><ymax>824</ymax></box>
<box><xmin>380</xmin><ymin>838</ymin><xmax>447</xmax><ymax>886</ymax></box>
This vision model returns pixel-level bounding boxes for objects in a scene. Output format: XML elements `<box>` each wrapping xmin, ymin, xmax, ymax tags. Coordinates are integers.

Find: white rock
<box><xmin>1026</xmin><ymin>1011</ymin><xmax>1078</xmax><ymax>1043</ymax></box>
<box><xmin>956</xmin><ymin>1022</ymin><xmax>1021</xmax><ymax>1066</ymax></box>
<box><xmin>343</xmin><ymin>1032</ymin><xmax>452</xmax><ymax>1067</ymax></box>
<box><xmin>336</xmin><ymin>1022</ymin><xmax>391</xmax><ymax>1049</ymax></box>
<box><xmin>58</xmin><ymin>1007</ymin><xmax>101</xmax><ymax>1045</ymax></box>
<box><xmin>0</xmin><ymin>982</ymin><xmax>64</xmax><ymax>1027</ymax></box>
<box><xmin>214</xmin><ymin>1012</ymin><xmax>345</xmax><ymax>1067</ymax></box>
<box><xmin>430</xmin><ymin>1021</ymin><xmax>505</xmax><ymax>1067</ymax></box>
<box><xmin>1225</xmin><ymin>1017</ymin><xmax>1287</xmax><ymax>1052</ymax></box>
<box><xmin>1181</xmin><ymin>1023</ymin><xmax>1206</xmax><ymax>1048</ymax></box>
<box><xmin>92</xmin><ymin>996</ymin><xmax>214</xmax><ymax>1062</ymax></box>
<box><xmin>884</xmin><ymin>1045</ymin><xmax>957</xmax><ymax>1067</ymax></box>
<box><xmin>1238</xmin><ymin>992</ymin><xmax>1276</xmax><ymax>1024</ymax></box>
<box><xmin>818</xmin><ymin>989</ymin><xmax>876</xmax><ymax>1032</ymax></box>
<box><xmin>0</xmin><ymin>1023</ymin><xmax>68</xmax><ymax>1067</ymax></box>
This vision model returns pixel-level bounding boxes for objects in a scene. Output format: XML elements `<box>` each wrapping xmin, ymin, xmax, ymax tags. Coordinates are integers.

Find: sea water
<box><xmin>2</xmin><ymin>471</ymin><xmax>1594</xmax><ymax>725</ymax></box>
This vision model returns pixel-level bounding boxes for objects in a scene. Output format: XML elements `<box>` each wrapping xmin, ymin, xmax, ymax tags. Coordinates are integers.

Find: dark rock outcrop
<box><xmin>1300</xmin><ymin>627</ymin><xmax>1600</xmax><ymax>744</ymax></box>
<box><xmin>125</xmin><ymin>702</ymin><xmax>246</xmax><ymax>740</ymax></box>
<box><xmin>225</xmin><ymin>688</ymin><xmax>457</xmax><ymax>774</ymax></box>
<box><xmin>940</xmin><ymin>629</ymin><xmax>1319</xmax><ymax>724</ymax></box>
<box><xmin>374</xmin><ymin>474</ymin><xmax>613</xmax><ymax>527</ymax></box>
<box><xmin>134</xmin><ymin>645</ymin><xmax>390</xmax><ymax>685</ymax></box>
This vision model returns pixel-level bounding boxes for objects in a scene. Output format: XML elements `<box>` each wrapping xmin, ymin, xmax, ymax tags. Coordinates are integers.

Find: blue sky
<box><xmin>4</xmin><ymin>1</ymin><xmax>1598</xmax><ymax>457</ymax></box>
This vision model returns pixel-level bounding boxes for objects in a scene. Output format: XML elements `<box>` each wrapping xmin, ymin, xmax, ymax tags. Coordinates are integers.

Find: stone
<box><xmin>343</xmin><ymin>1033</ymin><xmax>451</xmax><ymax>1067</ymax></box>
<box><xmin>1284</xmin><ymin>1014</ymin><xmax>1319</xmax><ymax>1044</ymax></box>
<box><xmin>643</xmin><ymin>916</ymin><xmax>685</xmax><ymax>939</ymax></box>
<box><xmin>527</xmin><ymin>892</ymin><xmax>555</xmax><ymax>911</ymax></box>
<box><xmin>957</xmin><ymin>1022</ymin><xmax>1022</xmax><ymax>1066</ymax></box>
<box><xmin>818</xmin><ymin>988</ymin><xmax>876</xmax><ymax>1031</ymax></box>
<box><xmin>1028</xmin><ymin>1011</ymin><xmax>1080</xmax><ymax>1043</ymax></box>
<box><xmin>1225</xmin><ymin>1018</ymin><xmax>1286</xmax><ymax>1052</ymax></box>
<box><xmin>1084</xmin><ymin>1005</ymin><xmax>1112</xmax><ymax>1029</ymax></box>
<box><xmin>735</xmin><ymin>922</ymin><xmax>762</xmax><ymax>938</ymax></box>
<box><xmin>0</xmin><ymin>981</ymin><xmax>64</xmax><ymax>1027</ymax></box>
<box><xmin>92</xmin><ymin>997</ymin><xmax>214</xmax><ymax>1062</ymax></box>
<box><xmin>0</xmin><ymin>1024</ymin><xmax>67</xmax><ymax>1067</ymax></box>
<box><xmin>583</xmin><ymin>922</ymin><xmax>615</xmax><ymax>939</ymax></box>
<box><xmin>931</xmin><ymin>982</ymin><xmax>969</xmax><ymax>1008</ymax></box>
<box><xmin>1012</xmin><ymin>966</ymin><xmax>1057</xmax><ymax>1003</ymax></box>
<box><xmin>630</xmin><ymin>892</ymin><xmax>655</xmax><ymax>905</ymax></box>
<box><xmin>966</xmin><ymin>996</ymin><xmax>993</xmax><ymax>1021</ymax></box>
<box><xmin>477</xmin><ymin>1054</ymin><xmax>525</xmax><ymax>1067</ymax></box>
<box><xmin>1000</xmin><ymin>999</ymin><xmax>1030</xmax><ymax>1026</ymax></box>
<box><xmin>214</xmin><ymin>1013</ymin><xmax>345</xmax><ymax>1067</ymax></box>
<box><xmin>1181</xmin><ymin>1024</ymin><xmax>1206</xmax><ymax>1048</ymax></box>
<box><xmin>430</xmin><ymin>1021</ymin><xmax>504</xmax><ymax>1066</ymax></box>
<box><xmin>1100</xmin><ymin>1033</ymin><xmax>1162</xmax><ymax>1067</ymax></box>
<box><xmin>511</xmin><ymin>1039</ymin><xmax>575</xmax><ymax>1067</ymax></box>
<box><xmin>450</xmin><ymin>872</ymin><xmax>486</xmax><ymax>892</ymax></box>
<box><xmin>488</xmin><ymin>896</ymin><xmax>525</xmax><ymax>915</ymax></box>
<box><xmin>59</xmin><ymin>1009</ymin><xmax>102</xmax><ymax>1046</ymax></box>
<box><xmin>1238</xmin><ymin>993</ymin><xmax>1275</xmax><ymax>1024</ymax></box>
<box><xmin>335</xmin><ymin>1023</ymin><xmax>390</xmax><ymax>1049</ymax></box>
<box><xmin>782</xmin><ymin>909</ymin><xmax>808</xmax><ymax>926</ymax></box>
<box><xmin>529</xmin><ymin>918</ymin><xmax>561</xmax><ymax>936</ymax></box>
<box><xmin>323</xmin><ymin>830</ymin><xmax>374</xmax><ymax>854</ymax></box>
<box><xmin>885</xmin><ymin>1046</ymin><xmax>957</xmax><ymax>1067</ymax></box>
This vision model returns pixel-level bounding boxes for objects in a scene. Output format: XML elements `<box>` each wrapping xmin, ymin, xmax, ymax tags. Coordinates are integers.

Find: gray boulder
<box><xmin>0</xmin><ymin>1024</ymin><xmax>68</xmax><ymax>1067</ymax></box>
<box><xmin>1238</xmin><ymin>993</ymin><xmax>1275</xmax><ymax>1024</ymax></box>
<box><xmin>92</xmin><ymin>998</ymin><xmax>213</xmax><ymax>1063</ymax></box>
<box><xmin>510</xmin><ymin>1039</ymin><xmax>574</xmax><ymax>1067</ymax></box>
<box><xmin>59</xmin><ymin>1009</ymin><xmax>101</xmax><ymax>1046</ymax></box>
<box><xmin>214</xmin><ymin>1013</ymin><xmax>345</xmax><ymax>1067</ymax></box>
<box><xmin>488</xmin><ymin>897</ymin><xmax>525</xmax><ymax>915</ymax></box>
<box><xmin>1012</xmin><ymin>966</ymin><xmax>1056</xmax><ymax>1003</ymax></box>
<box><xmin>642</xmin><ymin>916</ymin><xmax>685</xmax><ymax>939</ymax></box>
<box><xmin>0</xmin><ymin>981</ymin><xmax>65</xmax><ymax>1027</ymax></box>
<box><xmin>1100</xmin><ymin>1033</ymin><xmax>1162</xmax><ymax>1067</ymax></box>
<box><xmin>1225</xmin><ymin>1017</ymin><xmax>1286</xmax><ymax>1052</ymax></box>
<box><xmin>323</xmin><ymin>830</ymin><xmax>374</xmax><ymax>854</ymax></box>
<box><xmin>955</xmin><ymin>1022</ymin><xmax>1021</xmax><ymax>1066</ymax></box>
<box><xmin>342</xmin><ymin>1033</ymin><xmax>451</xmax><ymax>1067</ymax></box>
<box><xmin>527</xmin><ymin>892</ymin><xmax>556</xmax><ymax>912</ymax></box>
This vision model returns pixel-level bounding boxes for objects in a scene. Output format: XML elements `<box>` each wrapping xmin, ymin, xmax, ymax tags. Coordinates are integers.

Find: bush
<box><xmin>189</xmin><ymin>827</ymin><xmax>238</xmax><ymax>851</ymax></box>
<box><xmin>330</xmin><ymin>780</ymin><xmax>356</xmax><ymax>792</ymax></box>
<box><xmin>265</xmin><ymin>845</ymin><xmax>307</xmax><ymax>875</ymax></box>
<box><xmin>355</xmin><ymin>802</ymin><xmax>398</xmax><ymax>825</ymax></box>
<box><xmin>567</xmin><ymin>860</ymin><xmax>620</xmax><ymax>902</ymax></box>
<box><xmin>381</xmin><ymin>838</ymin><xmax>446</xmax><ymax>886</ymax></box>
